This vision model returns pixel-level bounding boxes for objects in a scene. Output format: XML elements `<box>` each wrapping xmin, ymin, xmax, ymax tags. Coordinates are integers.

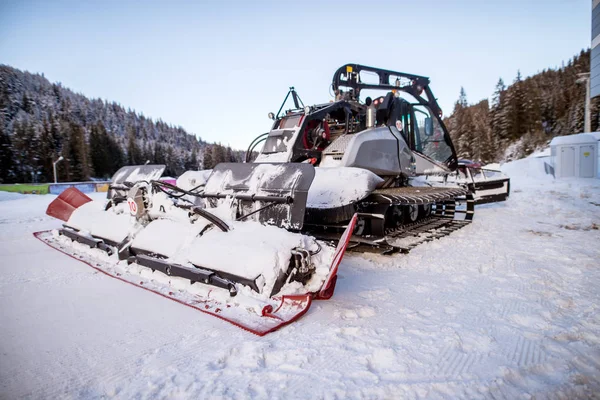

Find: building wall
<box><xmin>592</xmin><ymin>0</ymin><xmax>600</xmax><ymax>97</ymax></box>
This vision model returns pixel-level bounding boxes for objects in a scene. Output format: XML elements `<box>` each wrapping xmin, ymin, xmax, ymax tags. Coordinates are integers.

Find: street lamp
<box><xmin>576</xmin><ymin>73</ymin><xmax>591</xmax><ymax>133</ymax></box>
<box><xmin>53</xmin><ymin>156</ymin><xmax>64</xmax><ymax>183</ymax></box>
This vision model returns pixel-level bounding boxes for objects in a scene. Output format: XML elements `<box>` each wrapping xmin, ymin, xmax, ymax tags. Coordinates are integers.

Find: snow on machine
<box><xmin>37</xmin><ymin>164</ymin><xmax>357</xmax><ymax>335</ymax></box>
<box><xmin>245</xmin><ymin>64</ymin><xmax>475</xmax><ymax>254</ymax></box>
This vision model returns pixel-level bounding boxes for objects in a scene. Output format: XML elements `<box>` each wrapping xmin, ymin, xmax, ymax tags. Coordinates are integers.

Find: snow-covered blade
<box><xmin>33</xmin><ymin>230</ymin><xmax>312</xmax><ymax>335</ymax></box>
<box><xmin>45</xmin><ymin>187</ymin><xmax>331</xmax><ymax>298</ymax></box>
<box><xmin>424</xmin><ymin>162</ymin><xmax>510</xmax><ymax>205</ymax></box>
<box><xmin>469</xmin><ymin>167</ymin><xmax>510</xmax><ymax>204</ymax></box>
<box><xmin>33</xmin><ymin>214</ymin><xmax>357</xmax><ymax>335</ymax></box>
<box><xmin>42</xmin><ymin>168</ymin><xmax>357</xmax><ymax>334</ymax></box>
<box><xmin>455</xmin><ymin>163</ymin><xmax>510</xmax><ymax>204</ymax></box>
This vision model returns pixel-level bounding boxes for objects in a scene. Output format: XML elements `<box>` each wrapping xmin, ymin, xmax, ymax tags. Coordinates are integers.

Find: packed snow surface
<box><xmin>1</xmin><ymin>155</ymin><xmax>600</xmax><ymax>399</ymax></box>
<box><xmin>0</xmin><ymin>191</ymin><xmax>23</xmax><ymax>201</ymax></box>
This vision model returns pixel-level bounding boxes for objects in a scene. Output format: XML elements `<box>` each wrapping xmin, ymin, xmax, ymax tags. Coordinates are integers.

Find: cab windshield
<box><xmin>275</xmin><ymin>115</ymin><xmax>302</xmax><ymax>130</ymax></box>
<box><xmin>261</xmin><ymin>129</ymin><xmax>295</xmax><ymax>154</ymax></box>
<box><xmin>412</xmin><ymin>105</ymin><xmax>453</xmax><ymax>165</ymax></box>
<box><xmin>261</xmin><ymin>114</ymin><xmax>303</xmax><ymax>154</ymax></box>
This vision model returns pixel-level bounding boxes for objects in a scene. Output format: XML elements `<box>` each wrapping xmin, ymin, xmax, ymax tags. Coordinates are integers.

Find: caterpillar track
<box><xmin>307</xmin><ymin>186</ymin><xmax>475</xmax><ymax>255</ymax></box>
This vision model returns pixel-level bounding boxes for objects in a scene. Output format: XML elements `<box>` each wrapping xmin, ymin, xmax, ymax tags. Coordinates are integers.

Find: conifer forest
<box><xmin>0</xmin><ymin>49</ymin><xmax>596</xmax><ymax>183</ymax></box>
<box><xmin>0</xmin><ymin>65</ymin><xmax>243</xmax><ymax>183</ymax></box>
<box><xmin>446</xmin><ymin>49</ymin><xmax>598</xmax><ymax>163</ymax></box>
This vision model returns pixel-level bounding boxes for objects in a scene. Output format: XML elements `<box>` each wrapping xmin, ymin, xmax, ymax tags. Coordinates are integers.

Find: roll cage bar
<box><xmin>332</xmin><ymin>63</ymin><xmax>457</xmax><ymax>169</ymax></box>
<box><xmin>331</xmin><ymin>64</ymin><xmax>443</xmax><ymax>118</ymax></box>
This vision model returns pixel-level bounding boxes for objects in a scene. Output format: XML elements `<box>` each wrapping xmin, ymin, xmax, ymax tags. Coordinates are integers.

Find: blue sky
<box><xmin>0</xmin><ymin>0</ymin><xmax>591</xmax><ymax>149</ymax></box>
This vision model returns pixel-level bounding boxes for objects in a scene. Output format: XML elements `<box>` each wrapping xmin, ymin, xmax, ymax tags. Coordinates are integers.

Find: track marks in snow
<box><xmin>505</xmin><ymin>335</ymin><xmax>547</xmax><ymax>367</ymax></box>
<box><xmin>435</xmin><ymin>348</ymin><xmax>482</xmax><ymax>377</ymax></box>
<box><xmin>4</xmin><ymin>163</ymin><xmax>600</xmax><ymax>398</ymax></box>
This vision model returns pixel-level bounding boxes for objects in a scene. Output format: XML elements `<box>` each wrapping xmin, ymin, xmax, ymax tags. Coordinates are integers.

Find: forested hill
<box><xmin>446</xmin><ymin>49</ymin><xmax>599</xmax><ymax>163</ymax></box>
<box><xmin>0</xmin><ymin>65</ymin><xmax>243</xmax><ymax>183</ymax></box>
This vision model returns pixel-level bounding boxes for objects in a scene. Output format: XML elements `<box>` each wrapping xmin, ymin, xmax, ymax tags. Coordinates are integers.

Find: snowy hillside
<box><xmin>1</xmin><ymin>155</ymin><xmax>599</xmax><ymax>399</ymax></box>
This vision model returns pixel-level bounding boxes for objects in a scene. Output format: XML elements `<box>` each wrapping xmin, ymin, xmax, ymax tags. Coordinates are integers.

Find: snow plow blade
<box><xmin>46</xmin><ymin>187</ymin><xmax>93</xmax><ymax>222</ymax></box>
<box><xmin>471</xmin><ymin>177</ymin><xmax>510</xmax><ymax>204</ymax></box>
<box><xmin>39</xmin><ymin>160</ymin><xmax>356</xmax><ymax>334</ymax></box>
<box><xmin>33</xmin><ymin>214</ymin><xmax>357</xmax><ymax>335</ymax></box>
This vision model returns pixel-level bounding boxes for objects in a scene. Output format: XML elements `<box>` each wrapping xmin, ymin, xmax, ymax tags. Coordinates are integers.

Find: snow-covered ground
<box><xmin>1</xmin><ymin>156</ymin><xmax>599</xmax><ymax>399</ymax></box>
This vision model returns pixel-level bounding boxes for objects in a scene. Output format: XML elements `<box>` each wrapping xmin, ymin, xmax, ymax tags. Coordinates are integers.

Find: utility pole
<box><xmin>53</xmin><ymin>156</ymin><xmax>64</xmax><ymax>183</ymax></box>
<box><xmin>576</xmin><ymin>72</ymin><xmax>591</xmax><ymax>133</ymax></box>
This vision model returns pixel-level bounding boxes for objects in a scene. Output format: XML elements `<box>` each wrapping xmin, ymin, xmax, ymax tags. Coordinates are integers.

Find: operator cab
<box><xmin>379</xmin><ymin>94</ymin><xmax>455</xmax><ymax>169</ymax></box>
<box><xmin>247</xmin><ymin>65</ymin><xmax>458</xmax><ymax>174</ymax></box>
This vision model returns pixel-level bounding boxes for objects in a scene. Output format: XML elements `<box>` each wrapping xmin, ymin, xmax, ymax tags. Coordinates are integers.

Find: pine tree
<box><xmin>0</xmin><ymin>122</ymin><xmax>15</xmax><ymax>183</ymax></box>
<box><xmin>510</xmin><ymin>70</ymin><xmax>526</xmax><ymax>140</ymax></box>
<box><xmin>449</xmin><ymin>87</ymin><xmax>475</xmax><ymax>159</ymax></box>
<box><xmin>65</xmin><ymin>122</ymin><xmax>90</xmax><ymax>181</ymax></box>
<box><xmin>90</xmin><ymin>122</ymin><xmax>112</xmax><ymax>178</ymax></box>
<box><xmin>164</xmin><ymin>145</ymin><xmax>175</xmax><ymax>176</ymax></box>
<box><xmin>142</xmin><ymin>142</ymin><xmax>153</xmax><ymax>164</ymax></box>
<box><xmin>470</xmin><ymin>100</ymin><xmax>491</xmax><ymax>162</ymax></box>
<box><xmin>127</xmin><ymin>126</ymin><xmax>141</xmax><ymax>165</ymax></box>
<box><xmin>212</xmin><ymin>143</ymin><xmax>227</xmax><ymax>166</ymax></box>
<box><xmin>39</xmin><ymin>117</ymin><xmax>57</xmax><ymax>181</ymax></box>
<box><xmin>21</xmin><ymin>92</ymin><xmax>33</xmax><ymax>114</ymax></box>
<box><xmin>12</xmin><ymin>118</ymin><xmax>41</xmax><ymax>182</ymax></box>
<box><xmin>458</xmin><ymin>87</ymin><xmax>468</xmax><ymax>108</ymax></box>
<box><xmin>153</xmin><ymin>143</ymin><xmax>165</xmax><ymax>165</ymax></box>
<box><xmin>226</xmin><ymin>146</ymin><xmax>234</xmax><ymax>162</ymax></box>
<box><xmin>202</xmin><ymin>146</ymin><xmax>214</xmax><ymax>169</ymax></box>
<box><xmin>490</xmin><ymin>78</ymin><xmax>507</xmax><ymax>159</ymax></box>
<box><xmin>185</xmin><ymin>149</ymin><xmax>198</xmax><ymax>170</ymax></box>
<box><xmin>106</xmin><ymin>130</ymin><xmax>124</xmax><ymax>174</ymax></box>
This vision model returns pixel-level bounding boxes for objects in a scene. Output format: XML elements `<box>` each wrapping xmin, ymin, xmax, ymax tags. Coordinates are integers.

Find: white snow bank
<box><xmin>501</xmin><ymin>155</ymin><xmax>552</xmax><ymax>183</ymax></box>
<box><xmin>482</xmin><ymin>162</ymin><xmax>501</xmax><ymax>171</ymax></box>
<box><xmin>528</xmin><ymin>147</ymin><xmax>551</xmax><ymax>158</ymax></box>
<box><xmin>2</xmin><ymin>155</ymin><xmax>600</xmax><ymax>399</ymax></box>
<box><xmin>307</xmin><ymin>167</ymin><xmax>383</xmax><ymax>209</ymax></box>
<box><xmin>0</xmin><ymin>191</ymin><xmax>24</xmax><ymax>201</ymax></box>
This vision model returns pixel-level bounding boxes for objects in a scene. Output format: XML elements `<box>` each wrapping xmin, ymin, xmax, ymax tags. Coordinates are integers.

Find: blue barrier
<box><xmin>48</xmin><ymin>182</ymin><xmax>102</xmax><ymax>195</ymax></box>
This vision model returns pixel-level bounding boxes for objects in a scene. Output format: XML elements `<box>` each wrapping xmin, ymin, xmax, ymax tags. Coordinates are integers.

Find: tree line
<box><xmin>446</xmin><ymin>49</ymin><xmax>599</xmax><ymax>163</ymax></box>
<box><xmin>0</xmin><ymin>65</ymin><xmax>244</xmax><ymax>183</ymax></box>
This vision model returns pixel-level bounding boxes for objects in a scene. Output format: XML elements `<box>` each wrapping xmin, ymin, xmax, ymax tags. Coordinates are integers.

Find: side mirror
<box><xmin>424</xmin><ymin>117</ymin><xmax>433</xmax><ymax>136</ymax></box>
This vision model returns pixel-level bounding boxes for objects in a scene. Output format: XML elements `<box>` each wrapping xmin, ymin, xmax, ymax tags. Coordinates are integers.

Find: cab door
<box><xmin>386</xmin><ymin>100</ymin><xmax>414</xmax><ymax>177</ymax></box>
